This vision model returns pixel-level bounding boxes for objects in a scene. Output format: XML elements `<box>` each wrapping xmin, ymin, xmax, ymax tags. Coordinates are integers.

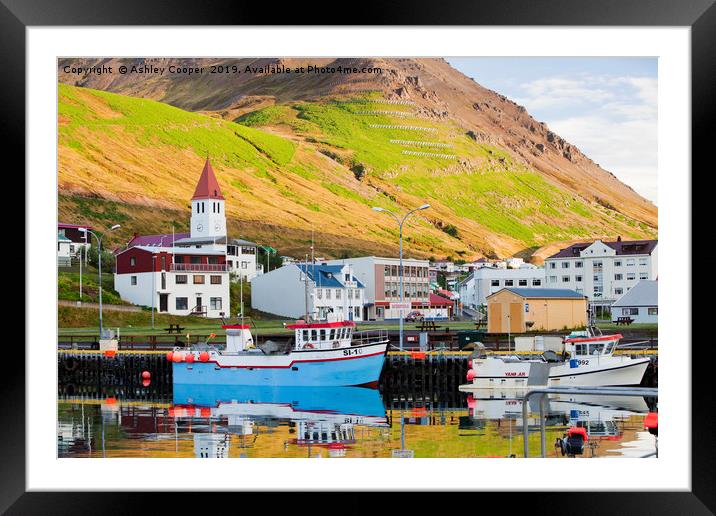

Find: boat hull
<box><xmin>173</xmin><ymin>342</ymin><xmax>388</xmax><ymax>387</ymax></box>
<box><xmin>469</xmin><ymin>356</ymin><xmax>651</xmax><ymax>388</ymax></box>
<box><xmin>547</xmin><ymin>358</ymin><xmax>651</xmax><ymax>387</ymax></box>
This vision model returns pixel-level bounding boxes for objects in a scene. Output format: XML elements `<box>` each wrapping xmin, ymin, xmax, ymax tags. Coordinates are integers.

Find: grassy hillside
<box><xmin>58</xmin><ymin>84</ymin><xmax>656</xmax><ymax>260</ymax></box>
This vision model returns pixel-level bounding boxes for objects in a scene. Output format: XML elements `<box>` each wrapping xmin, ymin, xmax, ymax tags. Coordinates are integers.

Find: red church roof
<box><xmin>192</xmin><ymin>159</ymin><xmax>224</xmax><ymax>200</ymax></box>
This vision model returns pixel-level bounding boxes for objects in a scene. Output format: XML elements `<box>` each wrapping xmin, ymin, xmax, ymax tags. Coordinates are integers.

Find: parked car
<box><xmin>405</xmin><ymin>311</ymin><xmax>424</xmax><ymax>322</ymax></box>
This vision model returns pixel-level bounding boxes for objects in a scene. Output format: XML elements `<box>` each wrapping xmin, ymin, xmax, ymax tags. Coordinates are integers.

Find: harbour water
<box><xmin>57</xmin><ymin>353</ymin><xmax>657</xmax><ymax>458</ymax></box>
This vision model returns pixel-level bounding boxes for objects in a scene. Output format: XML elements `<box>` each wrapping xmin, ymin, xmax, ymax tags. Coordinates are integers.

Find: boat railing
<box><xmin>352</xmin><ymin>329</ymin><xmax>389</xmax><ymax>346</ymax></box>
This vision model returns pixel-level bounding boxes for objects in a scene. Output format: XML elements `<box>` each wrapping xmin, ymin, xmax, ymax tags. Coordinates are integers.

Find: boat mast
<box><xmin>304</xmin><ymin>253</ymin><xmax>310</xmax><ymax>322</ymax></box>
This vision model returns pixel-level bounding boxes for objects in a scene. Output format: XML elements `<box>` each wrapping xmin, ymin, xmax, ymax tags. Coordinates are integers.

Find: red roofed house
<box><xmin>114</xmin><ymin>159</ymin><xmax>235</xmax><ymax>318</ymax></box>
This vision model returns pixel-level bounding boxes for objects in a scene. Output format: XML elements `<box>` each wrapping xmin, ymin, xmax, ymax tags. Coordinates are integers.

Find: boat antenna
<box><xmin>304</xmin><ymin>253</ymin><xmax>310</xmax><ymax>322</ymax></box>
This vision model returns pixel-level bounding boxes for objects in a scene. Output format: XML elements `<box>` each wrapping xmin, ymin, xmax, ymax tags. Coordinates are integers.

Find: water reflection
<box><xmin>58</xmin><ymin>385</ymin><xmax>656</xmax><ymax>458</ymax></box>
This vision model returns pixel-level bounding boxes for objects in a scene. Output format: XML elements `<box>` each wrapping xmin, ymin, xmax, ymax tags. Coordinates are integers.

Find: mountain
<box><xmin>57</xmin><ymin>58</ymin><xmax>657</xmax><ymax>261</ymax></box>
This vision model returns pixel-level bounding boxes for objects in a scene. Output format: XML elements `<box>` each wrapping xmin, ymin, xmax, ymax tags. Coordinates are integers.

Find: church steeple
<box><xmin>192</xmin><ymin>158</ymin><xmax>225</xmax><ymax>200</ymax></box>
<box><xmin>190</xmin><ymin>159</ymin><xmax>226</xmax><ymax>239</ymax></box>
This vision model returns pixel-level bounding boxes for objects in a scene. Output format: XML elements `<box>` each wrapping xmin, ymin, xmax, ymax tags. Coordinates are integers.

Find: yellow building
<box><xmin>487</xmin><ymin>288</ymin><xmax>588</xmax><ymax>333</ymax></box>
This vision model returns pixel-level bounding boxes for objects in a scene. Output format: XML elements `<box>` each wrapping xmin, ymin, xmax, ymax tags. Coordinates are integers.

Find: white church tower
<box><xmin>190</xmin><ymin>158</ymin><xmax>226</xmax><ymax>239</ymax></box>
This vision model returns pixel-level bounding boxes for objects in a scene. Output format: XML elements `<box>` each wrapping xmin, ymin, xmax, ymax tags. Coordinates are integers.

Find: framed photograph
<box><xmin>8</xmin><ymin>0</ymin><xmax>711</xmax><ymax>512</ymax></box>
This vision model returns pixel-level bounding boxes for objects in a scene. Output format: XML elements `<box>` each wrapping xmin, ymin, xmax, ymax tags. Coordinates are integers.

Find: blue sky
<box><xmin>447</xmin><ymin>58</ymin><xmax>658</xmax><ymax>203</ymax></box>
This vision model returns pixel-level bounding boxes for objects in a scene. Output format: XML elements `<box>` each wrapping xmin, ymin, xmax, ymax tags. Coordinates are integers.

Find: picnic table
<box><xmin>613</xmin><ymin>317</ymin><xmax>634</xmax><ymax>326</ymax></box>
<box><xmin>416</xmin><ymin>320</ymin><xmax>442</xmax><ymax>331</ymax></box>
<box><xmin>164</xmin><ymin>323</ymin><xmax>186</xmax><ymax>334</ymax></box>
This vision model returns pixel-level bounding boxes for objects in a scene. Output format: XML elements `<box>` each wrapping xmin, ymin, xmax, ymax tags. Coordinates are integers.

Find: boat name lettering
<box><xmin>505</xmin><ymin>372</ymin><xmax>526</xmax><ymax>377</ymax></box>
<box><xmin>343</xmin><ymin>348</ymin><xmax>364</xmax><ymax>357</ymax></box>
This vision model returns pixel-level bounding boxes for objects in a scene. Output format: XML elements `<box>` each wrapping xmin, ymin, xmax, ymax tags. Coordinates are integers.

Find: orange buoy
<box><xmin>466</xmin><ymin>369</ymin><xmax>475</xmax><ymax>381</ymax></box>
<box><xmin>199</xmin><ymin>351</ymin><xmax>209</xmax><ymax>362</ymax></box>
<box><xmin>142</xmin><ymin>379</ymin><xmax>151</xmax><ymax>387</ymax></box>
<box><xmin>141</xmin><ymin>371</ymin><xmax>151</xmax><ymax>379</ymax></box>
<box><xmin>166</xmin><ymin>351</ymin><xmax>174</xmax><ymax>362</ymax></box>
<box><xmin>172</xmin><ymin>352</ymin><xmax>184</xmax><ymax>363</ymax></box>
<box><xmin>185</xmin><ymin>353</ymin><xmax>195</xmax><ymax>363</ymax></box>
<box><xmin>200</xmin><ymin>407</ymin><xmax>211</xmax><ymax>418</ymax></box>
<box><xmin>103</xmin><ymin>350</ymin><xmax>116</xmax><ymax>358</ymax></box>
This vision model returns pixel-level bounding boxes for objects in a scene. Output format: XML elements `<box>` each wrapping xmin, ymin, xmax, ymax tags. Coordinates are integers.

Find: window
<box><xmin>241</xmin><ymin>261</ymin><xmax>248</xmax><ymax>269</ymax></box>
<box><xmin>130</xmin><ymin>276</ymin><xmax>137</xmax><ymax>285</ymax></box>
<box><xmin>491</xmin><ymin>280</ymin><xmax>500</xmax><ymax>287</ymax></box>
<box><xmin>626</xmin><ymin>259</ymin><xmax>635</xmax><ymax>266</ymax></box>
<box><xmin>193</xmin><ymin>275</ymin><xmax>205</xmax><ymax>284</ymax></box>
<box><xmin>532</xmin><ymin>279</ymin><xmax>541</xmax><ymax>286</ymax></box>
<box><xmin>639</xmin><ymin>258</ymin><xmax>648</xmax><ymax>266</ymax></box>
<box><xmin>504</xmin><ymin>280</ymin><xmax>513</xmax><ymax>286</ymax></box>
<box><xmin>562</xmin><ymin>276</ymin><xmax>570</xmax><ymax>283</ymax></box>
<box><xmin>562</xmin><ymin>262</ymin><xmax>570</xmax><ymax>269</ymax></box>
<box><xmin>614</xmin><ymin>288</ymin><xmax>623</xmax><ymax>295</ymax></box>
<box><xmin>176</xmin><ymin>297</ymin><xmax>188</xmax><ymax>310</ymax></box>
<box><xmin>320</xmin><ymin>329</ymin><xmax>326</xmax><ymax>341</ymax></box>
<box><xmin>575</xmin><ymin>261</ymin><xmax>583</xmax><ymax>268</ymax></box>
<box><xmin>210</xmin><ymin>297</ymin><xmax>222</xmax><ymax>310</ymax></box>
<box><xmin>615</xmin><ymin>274</ymin><xmax>623</xmax><ymax>281</ymax></box>
<box><xmin>326</xmin><ymin>289</ymin><xmax>331</xmax><ymax>300</ymax></box>
<box><xmin>316</xmin><ymin>289</ymin><xmax>322</xmax><ymax>299</ymax></box>
<box><xmin>549</xmin><ymin>276</ymin><xmax>557</xmax><ymax>283</ymax></box>
<box><xmin>639</xmin><ymin>272</ymin><xmax>648</xmax><ymax>280</ymax></box>
<box><xmin>627</xmin><ymin>273</ymin><xmax>636</xmax><ymax>280</ymax></box>
<box><xmin>549</xmin><ymin>262</ymin><xmax>556</xmax><ymax>269</ymax></box>
<box><xmin>210</xmin><ymin>275</ymin><xmax>222</xmax><ymax>284</ymax></box>
<box><xmin>190</xmin><ymin>256</ymin><xmax>201</xmax><ymax>264</ymax></box>
<box><xmin>336</xmin><ymin>289</ymin><xmax>341</xmax><ymax>300</ymax></box>
<box><xmin>518</xmin><ymin>279</ymin><xmax>528</xmax><ymax>286</ymax></box>
<box><xmin>622</xmin><ymin>307</ymin><xmax>639</xmax><ymax>316</ymax></box>
<box><xmin>575</xmin><ymin>275</ymin><xmax>582</xmax><ymax>282</ymax></box>
<box><xmin>130</xmin><ymin>257</ymin><xmax>136</xmax><ymax>266</ymax></box>
<box><xmin>648</xmin><ymin>307</ymin><xmax>658</xmax><ymax>315</ymax></box>
<box><xmin>614</xmin><ymin>260</ymin><xmax>622</xmax><ymax>267</ymax></box>
<box><xmin>175</xmin><ymin>275</ymin><xmax>187</xmax><ymax>284</ymax></box>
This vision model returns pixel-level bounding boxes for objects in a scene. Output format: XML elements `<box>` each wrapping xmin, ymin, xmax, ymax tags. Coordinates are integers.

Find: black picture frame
<box><xmin>6</xmin><ymin>0</ymin><xmax>710</xmax><ymax>512</ymax></box>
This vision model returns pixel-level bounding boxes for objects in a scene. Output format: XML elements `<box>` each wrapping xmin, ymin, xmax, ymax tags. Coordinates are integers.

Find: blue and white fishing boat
<box><xmin>168</xmin><ymin>316</ymin><xmax>389</xmax><ymax>387</ymax></box>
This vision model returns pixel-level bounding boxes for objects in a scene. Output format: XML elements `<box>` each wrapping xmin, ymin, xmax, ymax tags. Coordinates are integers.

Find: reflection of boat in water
<box><xmin>465</xmin><ymin>390</ymin><xmax>648</xmax><ymax>439</ymax></box>
<box><xmin>465</xmin><ymin>328</ymin><xmax>651</xmax><ymax>388</ymax></box>
<box><xmin>169</xmin><ymin>318</ymin><xmax>388</xmax><ymax>387</ymax></box>
<box><xmin>172</xmin><ymin>385</ymin><xmax>388</xmax><ymax>457</ymax></box>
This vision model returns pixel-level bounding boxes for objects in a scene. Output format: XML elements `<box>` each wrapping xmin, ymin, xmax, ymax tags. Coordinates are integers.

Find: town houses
<box><xmin>544</xmin><ymin>238</ymin><xmax>658</xmax><ymax>303</ymax></box>
<box><xmin>251</xmin><ymin>263</ymin><xmax>365</xmax><ymax>321</ymax></box>
<box><xmin>113</xmin><ymin>159</ymin><xmax>258</xmax><ymax>318</ymax></box>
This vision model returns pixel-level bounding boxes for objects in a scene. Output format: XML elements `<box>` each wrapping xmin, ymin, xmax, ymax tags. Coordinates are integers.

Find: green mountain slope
<box><xmin>58</xmin><ymin>83</ymin><xmax>656</xmax><ymax>261</ymax></box>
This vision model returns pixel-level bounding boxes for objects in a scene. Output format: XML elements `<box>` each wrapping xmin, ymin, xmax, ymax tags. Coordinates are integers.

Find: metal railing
<box><xmin>521</xmin><ymin>386</ymin><xmax>658</xmax><ymax>458</ymax></box>
<box><xmin>170</xmin><ymin>263</ymin><xmax>228</xmax><ymax>272</ymax></box>
<box><xmin>352</xmin><ymin>329</ymin><xmax>390</xmax><ymax>346</ymax></box>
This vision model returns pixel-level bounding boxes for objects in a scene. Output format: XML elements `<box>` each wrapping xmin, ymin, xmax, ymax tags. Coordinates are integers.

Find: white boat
<box><xmin>465</xmin><ymin>328</ymin><xmax>651</xmax><ymax>388</ymax></box>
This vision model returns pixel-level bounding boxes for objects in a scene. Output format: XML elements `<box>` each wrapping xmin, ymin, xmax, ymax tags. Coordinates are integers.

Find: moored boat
<box><xmin>465</xmin><ymin>327</ymin><xmax>651</xmax><ymax>388</ymax></box>
<box><xmin>169</xmin><ymin>317</ymin><xmax>389</xmax><ymax>387</ymax></box>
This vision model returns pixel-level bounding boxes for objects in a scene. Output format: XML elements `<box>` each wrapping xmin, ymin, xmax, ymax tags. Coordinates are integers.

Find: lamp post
<box><xmin>79</xmin><ymin>224</ymin><xmax>120</xmax><ymax>337</ymax></box>
<box><xmin>372</xmin><ymin>204</ymin><xmax>430</xmax><ymax>351</ymax></box>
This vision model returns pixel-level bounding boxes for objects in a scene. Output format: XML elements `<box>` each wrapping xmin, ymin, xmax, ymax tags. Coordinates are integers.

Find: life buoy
<box><xmin>64</xmin><ymin>357</ymin><xmax>79</xmax><ymax>372</ymax></box>
<box><xmin>303</xmin><ymin>343</ymin><xmax>315</xmax><ymax>350</ymax></box>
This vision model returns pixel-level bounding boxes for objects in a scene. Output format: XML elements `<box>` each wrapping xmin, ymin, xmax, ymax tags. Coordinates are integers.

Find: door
<box><xmin>159</xmin><ymin>294</ymin><xmax>168</xmax><ymax>313</ymax></box>
<box><xmin>196</xmin><ymin>296</ymin><xmax>203</xmax><ymax>313</ymax></box>
<box><xmin>488</xmin><ymin>303</ymin><xmax>502</xmax><ymax>333</ymax></box>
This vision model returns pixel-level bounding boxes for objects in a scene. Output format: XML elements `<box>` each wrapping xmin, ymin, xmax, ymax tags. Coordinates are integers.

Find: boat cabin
<box><xmin>563</xmin><ymin>331</ymin><xmax>622</xmax><ymax>358</ymax></box>
<box><xmin>286</xmin><ymin>320</ymin><xmax>356</xmax><ymax>351</ymax></box>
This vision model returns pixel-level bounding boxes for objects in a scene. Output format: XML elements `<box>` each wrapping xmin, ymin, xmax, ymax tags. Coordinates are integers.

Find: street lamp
<box><xmin>79</xmin><ymin>224</ymin><xmax>121</xmax><ymax>337</ymax></box>
<box><xmin>372</xmin><ymin>204</ymin><xmax>430</xmax><ymax>351</ymax></box>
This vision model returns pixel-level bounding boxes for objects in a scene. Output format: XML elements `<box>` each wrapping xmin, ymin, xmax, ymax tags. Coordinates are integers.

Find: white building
<box><xmin>251</xmin><ymin>263</ymin><xmax>365</xmax><ymax>321</ymax></box>
<box><xmin>58</xmin><ymin>231</ymin><xmax>72</xmax><ymax>267</ymax></box>
<box><xmin>611</xmin><ymin>280</ymin><xmax>658</xmax><ymax>323</ymax></box>
<box><xmin>544</xmin><ymin>239</ymin><xmax>658</xmax><ymax>303</ymax></box>
<box><xmin>227</xmin><ymin>238</ymin><xmax>263</xmax><ymax>281</ymax></box>
<box><xmin>457</xmin><ymin>267</ymin><xmax>546</xmax><ymax>309</ymax></box>
<box><xmin>114</xmin><ymin>159</ymin><xmax>231</xmax><ymax>318</ymax></box>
